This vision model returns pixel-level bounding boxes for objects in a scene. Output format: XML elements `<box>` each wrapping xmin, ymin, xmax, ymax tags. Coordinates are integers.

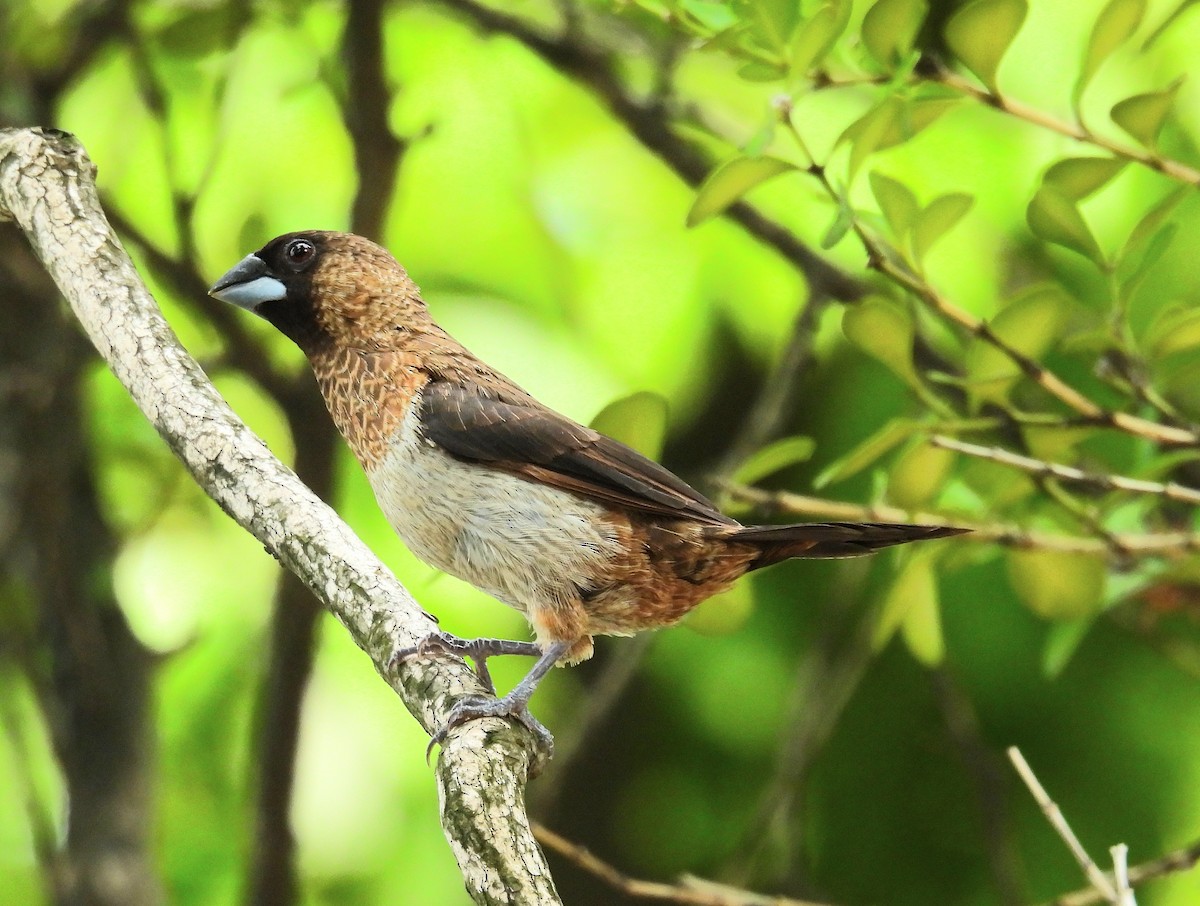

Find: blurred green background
<box><xmin>3</xmin><ymin>0</ymin><xmax>1200</xmax><ymax>903</ymax></box>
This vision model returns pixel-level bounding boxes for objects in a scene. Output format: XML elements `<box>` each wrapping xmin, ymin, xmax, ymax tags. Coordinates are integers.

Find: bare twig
<box><xmin>931</xmin><ymin>436</ymin><xmax>1200</xmax><ymax>505</ymax></box>
<box><xmin>929</xmin><ymin>64</ymin><xmax>1200</xmax><ymax>188</ymax></box>
<box><xmin>1045</xmin><ymin>837</ymin><xmax>1200</xmax><ymax>906</ymax></box>
<box><xmin>812</xmin><ymin>64</ymin><xmax>1200</xmax><ymax>188</ymax></box>
<box><xmin>534</xmin><ymin>823</ymin><xmax>834</xmax><ymax>906</ymax></box>
<box><xmin>1007</xmin><ymin>748</ymin><xmax>1118</xmax><ymax>903</ymax></box>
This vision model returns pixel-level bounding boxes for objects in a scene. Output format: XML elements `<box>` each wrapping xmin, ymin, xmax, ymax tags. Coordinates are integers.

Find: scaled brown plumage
<box><xmin>209</xmin><ymin>230</ymin><xmax>967</xmax><ymax>754</ymax></box>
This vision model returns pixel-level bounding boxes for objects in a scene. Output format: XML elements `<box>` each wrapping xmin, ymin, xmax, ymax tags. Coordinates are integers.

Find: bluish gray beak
<box><xmin>208</xmin><ymin>254</ymin><xmax>287</xmax><ymax>311</ymax></box>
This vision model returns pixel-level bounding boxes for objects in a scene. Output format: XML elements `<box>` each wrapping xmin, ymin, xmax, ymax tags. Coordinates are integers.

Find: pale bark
<box><xmin>0</xmin><ymin>126</ymin><xmax>561</xmax><ymax>906</ymax></box>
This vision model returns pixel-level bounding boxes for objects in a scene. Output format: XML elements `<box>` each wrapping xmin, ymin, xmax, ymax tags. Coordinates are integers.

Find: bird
<box><xmin>209</xmin><ymin>230</ymin><xmax>966</xmax><ymax>754</ymax></box>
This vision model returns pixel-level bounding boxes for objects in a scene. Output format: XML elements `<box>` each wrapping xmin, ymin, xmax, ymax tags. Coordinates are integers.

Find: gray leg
<box><xmin>431</xmin><ymin>639</ymin><xmax>572</xmax><ymax>757</ymax></box>
<box><xmin>391</xmin><ymin>631</ymin><xmax>543</xmax><ymax>694</ymax></box>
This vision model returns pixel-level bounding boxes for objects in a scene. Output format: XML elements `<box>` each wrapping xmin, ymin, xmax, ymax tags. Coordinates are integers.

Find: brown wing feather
<box><xmin>418</xmin><ymin>379</ymin><xmax>734</xmax><ymax>526</ymax></box>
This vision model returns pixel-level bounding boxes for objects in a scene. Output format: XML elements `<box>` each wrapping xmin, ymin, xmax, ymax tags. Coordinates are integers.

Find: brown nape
<box><xmin>304</xmin><ymin>236</ymin><xmax>430</xmax><ymax>352</ymax></box>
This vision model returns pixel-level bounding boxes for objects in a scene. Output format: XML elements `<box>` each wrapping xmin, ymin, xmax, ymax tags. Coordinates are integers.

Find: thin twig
<box><xmin>930</xmin><ymin>64</ymin><xmax>1200</xmax><ymax>188</ymax></box>
<box><xmin>1045</xmin><ymin>836</ymin><xmax>1200</xmax><ymax>906</ymax></box>
<box><xmin>1007</xmin><ymin>747</ymin><xmax>1118</xmax><ymax>902</ymax></box>
<box><xmin>812</xmin><ymin>65</ymin><xmax>1200</xmax><ymax>189</ymax></box>
<box><xmin>930</xmin><ymin>436</ymin><xmax>1200</xmax><ymax>505</ymax></box>
<box><xmin>533</xmin><ymin>823</ymin><xmax>834</xmax><ymax>906</ymax></box>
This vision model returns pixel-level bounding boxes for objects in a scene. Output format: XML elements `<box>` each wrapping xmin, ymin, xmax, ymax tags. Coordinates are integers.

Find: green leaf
<box><xmin>964</xmin><ymin>286</ymin><xmax>1074</xmax><ymax>406</ymax></box>
<box><xmin>815</xmin><ymin>418</ymin><xmax>919</xmax><ymax>488</ymax></box>
<box><xmin>590</xmin><ymin>391</ymin><xmax>669</xmax><ymax>460</ymax></box>
<box><xmin>1043</xmin><ymin>156</ymin><xmax>1127</xmax><ymax>200</ymax></box>
<box><xmin>862</xmin><ymin>0</ymin><xmax>928</xmax><ymax>68</ymax></box>
<box><xmin>912</xmin><ymin>192</ymin><xmax>973</xmax><ymax>263</ymax></box>
<box><xmin>1026</xmin><ymin>186</ymin><xmax>1104</xmax><ymax>263</ymax></box>
<box><xmin>687</xmin><ymin>156</ymin><xmax>798</xmax><ymax>227</ymax></box>
<box><xmin>789</xmin><ymin>3</ymin><xmax>849</xmax><ymax>77</ymax></box>
<box><xmin>738</xmin><ymin>61</ymin><xmax>788</xmax><ymax>82</ymax></box>
<box><xmin>900</xmin><ymin>575</ymin><xmax>945</xmax><ymax>666</ymax></box>
<box><xmin>1141</xmin><ymin>302</ymin><xmax>1200</xmax><ymax>360</ymax></box>
<box><xmin>1074</xmin><ymin>0</ymin><xmax>1148</xmax><ymax>113</ymax></box>
<box><xmin>1111</xmin><ymin>78</ymin><xmax>1184</xmax><ymax>148</ymax></box>
<box><xmin>1007</xmin><ymin>549</ymin><xmax>1107</xmax><ymax>620</ymax></box>
<box><xmin>681</xmin><ymin>0</ymin><xmax>739</xmax><ymax>32</ymax></box>
<box><xmin>1119</xmin><ymin>222</ymin><xmax>1177</xmax><ymax>303</ymax></box>
<box><xmin>874</xmin><ymin>548</ymin><xmax>943</xmax><ymax>666</ymax></box>
<box><xmin>842</xmin><ymin>97</ymin><xmax>903</xmax><ymax>183</ymax></box>
<box><xmin>840</xmin><ymin>96</ymin><xmax>960</xmax><ymax>180</ymax></box>
<box><xmin>869</xmin><ymin>171</ymin><xmax>919</xmax><ymax>242</ymax></box>
<box><xmin>944</xmin><ymin>0</ymin><xmax>1028</xmax><ymax>92</ymax></box>
<box><xmin>888</xmin><ymin>441</ymin><xmax>956</xmax><ymax>509</ymax></box>
<box><xmin>821</xmin><ymin>199</ymin><xmax>856</xmax><ymax>249</ymax></box>
<box><xmin>842</xmin><ymin>296</ymin><xmax>917</xmax><ymax>385</ymax></box>
<box><xmin>1042</xmin><ymin>617</ymin><xmax>1094</xmax><ymax>677</ymax></box>
<box><xmin>743</xmin><ymin>111</ymin><xmax>777</xmax><ymax>157</ymax></box>
<box><xmin>1142</xmin><ymin>0</ymin><xmax>1200</xmax><ymax>49</ymax></box>
<box><xmin>1124</xmin><ymin>186</ymin><xmax>1188</xmax><ymax>256</ymax></box>
<box><xmin>732</xmin><ymin>436</ymin><xmax>817</xmax><ymax>486</ymax></box>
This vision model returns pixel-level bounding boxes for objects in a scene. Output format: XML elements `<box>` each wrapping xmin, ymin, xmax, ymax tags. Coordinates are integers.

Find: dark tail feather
<box><xmin>729</xmin><ymin>521</ymin><xmax>969</xmax><ymax>570</ymax></box>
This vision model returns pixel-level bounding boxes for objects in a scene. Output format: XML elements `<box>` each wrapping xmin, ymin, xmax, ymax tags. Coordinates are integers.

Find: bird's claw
<box><xmin>424</xmin><ymin>694</ymin><xmax>554</xmax><ymax>764</ymax></box>
<box><xmin>391</xmin><ymin>630</ymin><xmax>494</xmax><ymax>693</ymax></box>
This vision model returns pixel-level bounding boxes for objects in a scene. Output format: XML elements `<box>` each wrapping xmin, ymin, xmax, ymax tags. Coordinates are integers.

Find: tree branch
<box><xmin>0</xmin><ymin>126</ymin><xmax>561</xmax><ymax>906</ymax></box>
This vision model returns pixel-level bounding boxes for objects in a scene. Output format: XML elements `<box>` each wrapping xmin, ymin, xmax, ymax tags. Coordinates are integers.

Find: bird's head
<box><xmin>208</xmin><ymin>230</ymin><xmax>425</xmax><ymax>353</ymax></box>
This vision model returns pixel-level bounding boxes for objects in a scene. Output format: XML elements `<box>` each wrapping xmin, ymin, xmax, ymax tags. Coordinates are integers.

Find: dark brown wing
<box><xmin>418</xmin><ymin>379</ymin><xmax>733</xmax><ymax>526</ymax></box>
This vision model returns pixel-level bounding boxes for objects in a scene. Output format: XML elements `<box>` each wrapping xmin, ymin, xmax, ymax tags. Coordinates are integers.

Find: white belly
<box><xmin>366</xmin><ymin>410</ymin><xmax>623</xmax><ymax>613</ymax></box>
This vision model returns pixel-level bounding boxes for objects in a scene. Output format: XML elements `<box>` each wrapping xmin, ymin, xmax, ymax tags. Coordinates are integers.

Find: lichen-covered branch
<box><xmin>0</xmin><ymin>126</ymin><xmax>561</xmax><ymax>906</ymax></box>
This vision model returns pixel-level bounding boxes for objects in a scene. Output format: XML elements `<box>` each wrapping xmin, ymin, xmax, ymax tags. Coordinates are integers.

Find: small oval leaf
<box><xmin>874</xmin><ymin>548</ymin><xmax>943</xmax><ymax>666</ymax></box>
<box><xmin>789</xmin><ymin>3</ymin><xmax>848</xmax><ymax>77</ymax></box>
<box><xmin>1124</xmin><ymin>186</ymin><xmax>1187</xmax><ymax>254</ymax></box>
<box><xmin>1026</xmin><ymin>187</ymin><xmax>1104</xmax><ymax>262</ymax></box>
<box><xmin>814</xmin><ymin>418</ymin><xmax>919</xmax><ymax>488</ymax></box>
<box><xmin>839</xmin><ymin>96</ymin><xmax>960</xmax><ymax>180</ymax></box>
<box><xmin>687</xmin><ymin>156</ymin><xmax>799</xmax><ymax>227</ymax></box>
<box><xmin>913</xmin><ymin>192</ymin><xmax>974</xmax><ymax>263</ymax></box>
<box><xmin>1074</xmin><ymin>0</ymin><xmax>1148</xmax><ymax>112</ymax></box>
<box><xmin>1111</xmin><ymin>78</ymin><xmax>1184</xmax><ymax>148</ymax></box>
<box><xmin>870</xmin><ymin>171</ymin><xmax>920</xmax><ymax>242</ymax></box>
<box><xmin>944</xmin><ymin>0</ymin><xmax>1028</xmax><ymax>91</ymax></box>
<box><xmin>965</xmin><ymin>286</ymin><xmax>1074</xmax><ymax>406</ymax></box>
<box><xmin>733</xmin><ymin>436</ymin><xmax>817</xmax><ymax>486</ymax></box>
<box><xmin>842</xmin><ymin>296</ymin><xmax>918</xmax><ymax>385</ymax></box>
<box><xmin>590</xmin><ymin>391</ymin><xmax>669</xmax><ymax>460</ymax></box>
<box><xmin>888</xmin><ymin>441</ymin><xmax>956</xmax><ymax>509</ymax></box>
<box><xmin>862</xmin><ymin>0</ymin><xmax>929</xmax><ymax>68</ymax></box>
<box><xmin>1007</xmin><ymin>549</ymin><xmax>1107</xmax><ymax>620</ymax></box>
<box><xmin>1042</xmin><ymin>617</ymin><xmax>1094</xmax><ymax>677</ymax></box>
<box><xmin>1043</xmin><ymin>156</ymin><xmax>1127</xmax><ymax>200</ymax></box>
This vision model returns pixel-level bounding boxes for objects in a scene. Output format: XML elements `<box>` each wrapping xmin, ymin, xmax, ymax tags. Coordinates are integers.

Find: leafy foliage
<box><xmin>4</xmin><ymin>0</ymin><xmax>1200</xmax><ymax>905</ymax></box>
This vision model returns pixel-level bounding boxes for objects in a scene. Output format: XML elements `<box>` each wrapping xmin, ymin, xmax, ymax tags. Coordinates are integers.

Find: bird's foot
<box><xmin>426</xmin><ymin>691</ymin><xmax>554</xmax><ymax>762</ymax></box>
<box><xmin>394</xmin><ymin>635</ymin><xmax>572</xmax><ymax>766</ymax></box>
<box><xmin>391</xmin><ymin>630</ymin><xmax>542</xmax><ymax>694</ymax></box>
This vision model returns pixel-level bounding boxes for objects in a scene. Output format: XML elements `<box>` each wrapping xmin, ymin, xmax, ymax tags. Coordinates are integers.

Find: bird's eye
<box><xmin>284</xmin><ymin>239</ymin><xmax>315</xmax><ymax>268</ymax></box>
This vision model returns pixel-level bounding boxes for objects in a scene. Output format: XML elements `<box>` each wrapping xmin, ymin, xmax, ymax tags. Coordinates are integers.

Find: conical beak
<box><xmin>208</xmin><ymin>254</ymin><xmax>287</xmax><ymax>311</ymax></box>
